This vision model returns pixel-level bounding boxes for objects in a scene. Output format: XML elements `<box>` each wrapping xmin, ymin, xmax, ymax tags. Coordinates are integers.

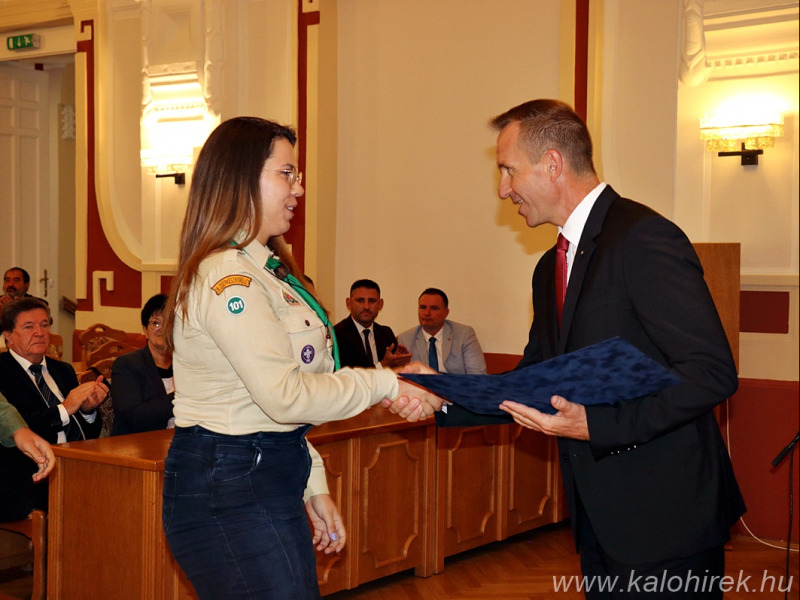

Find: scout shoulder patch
<box><xmin>227</xmin><ymin>296</ymin><xmax>246</xmax><ymax>314</ymax></box>
<box><xmin>212</xmin><ymin>275</ymin><xmax>252</xmax><ymax>295</ymax></box>
<box><xmin>282</xmin><ymin>290</ymin><xmax>300</xmax><ymax>305</ymax></box>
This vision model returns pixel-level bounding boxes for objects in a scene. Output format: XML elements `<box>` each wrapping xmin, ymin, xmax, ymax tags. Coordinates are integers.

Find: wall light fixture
<box><xmin>140</xmin><ymin>70</ymin><xmax>218</xmax><ymax>184</ymax></box>
<box><xmin>700</xmin><ymin>113</ymin><xmax>784</xmax><ymax>166</ymax></box>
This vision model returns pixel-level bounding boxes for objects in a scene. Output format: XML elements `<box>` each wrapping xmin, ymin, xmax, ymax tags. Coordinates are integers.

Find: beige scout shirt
<box><xmin>172</xmin><ymin>239</ymin><xmax>399</xmax><ymax>499</ymax></box>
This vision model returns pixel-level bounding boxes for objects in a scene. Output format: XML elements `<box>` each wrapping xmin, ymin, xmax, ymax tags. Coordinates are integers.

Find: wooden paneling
<box><xmin>314</xmin><ymin>439</ymin><xmax>350</xmax><ymax>595</ymax></box>
<box><xmin>435</xmin><ymin>425</ymin><xmax>504</xmax><ymax>571</ymax></box>
<box><xmin>693</xmin><ymin>243</ymin><xmax>740</xmax><ymax>371</ymax></box>
<box><xmin>47</xmin><ymin>432</ymin><xmax>194</xmax><ymax>600</ymax></box>
<box><xmin>47</xmin><ymin>406</ymin><xmax>558</xmax><ymax>598</ymax></box>
<box><xmin>354</xmin><ymin>427</ymin><xmax>434</xmax><ymax>583</ymax></box>
<box><xmin>503</xmin><ymin>428</ymin><xmax>559</xmax><ymax>538</ymax></box>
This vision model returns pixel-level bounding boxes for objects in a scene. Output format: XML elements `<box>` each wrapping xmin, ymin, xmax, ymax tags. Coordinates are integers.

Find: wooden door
<box><xmin>0</xmin><ymin>63</ymin><xmax>56</xmax><ymax>320</ymax></box>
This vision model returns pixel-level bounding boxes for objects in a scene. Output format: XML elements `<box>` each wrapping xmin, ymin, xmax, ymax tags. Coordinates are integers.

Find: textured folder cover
<box><xmin>401</xmin><ymin>337</ymin><xmax>682</xmax><ymax>416</ymax></box>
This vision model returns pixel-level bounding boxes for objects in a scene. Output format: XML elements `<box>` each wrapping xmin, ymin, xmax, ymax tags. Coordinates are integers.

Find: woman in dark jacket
<box><xmin>111</xmin><ymin>294</ymin><xmax>174</xmax><ymax>435</ymax></box>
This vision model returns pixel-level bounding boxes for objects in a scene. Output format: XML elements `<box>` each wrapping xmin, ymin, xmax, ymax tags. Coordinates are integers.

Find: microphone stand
<box><xmin>772</xmin><ymin>430</ymin><xmax>800</xmax><ymax>467</ymax></box>
<box><xmin>770</xmin><ymin>429</ymin><xmax>799</xmax><ymax>600</ymax></box>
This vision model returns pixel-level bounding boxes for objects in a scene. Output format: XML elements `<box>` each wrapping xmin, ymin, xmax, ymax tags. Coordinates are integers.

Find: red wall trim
<box><xmin>288</xmin><ymin>2</ymin><xmax>320</xmax><ymax>272</ymax></box>
<box><xmin>574</xmin><ymin>0</ymin><xmax>590</xmax><ymax>120</ymax></box>
<box><xmin>740</xmin><ymin>291</ymin><xmax>790</xmax><ymax>334</ymax></box>
<box><xmin>485</xmin><ymin>353</ymin><xmax>522</xmax><ymax>375</ymax></box>
<box><xmin>76</xmin><ymin>20</ymin><xmax>141</xmax><ymax>312</ymax></box>
<box><xmin>729</xmin><ymin>378</ymin><xmax>799</xmax><ymax>542</ymax></box>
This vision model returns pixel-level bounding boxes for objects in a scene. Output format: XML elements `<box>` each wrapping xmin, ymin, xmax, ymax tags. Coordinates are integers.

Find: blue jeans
<box><xmin>162</xmin><ymin>425</ymin><xmax>321</xmax><ymax>600</ymax></box>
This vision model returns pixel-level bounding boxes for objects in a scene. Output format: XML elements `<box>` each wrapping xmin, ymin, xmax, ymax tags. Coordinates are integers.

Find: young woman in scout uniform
<box><xmin>162</xmin><ymin>117</ymin><xmax>436</xmax><ymax>600</ymax></box>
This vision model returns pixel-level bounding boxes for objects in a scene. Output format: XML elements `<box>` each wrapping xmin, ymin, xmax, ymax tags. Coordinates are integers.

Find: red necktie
<box><xmin>555</xmin><ymin>233</ymin><xmax>569</xmax><ymax>329</ymax></box>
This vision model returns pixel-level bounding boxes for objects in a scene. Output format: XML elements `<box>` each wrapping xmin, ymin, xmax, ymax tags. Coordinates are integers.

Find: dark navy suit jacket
<box><xmin>441</xmin><ymin>186</ymin><xmax>744</xmax><ymax>564</ymax></box>
<box><xmin>334</xmin><ymin>317</ymin><xmax>398</xmax><ymax>369</ymax></box>
<box><xmin>0</xmin><ymin>351</ymin><xmax>101</xmax><ymax>519</ymax></box>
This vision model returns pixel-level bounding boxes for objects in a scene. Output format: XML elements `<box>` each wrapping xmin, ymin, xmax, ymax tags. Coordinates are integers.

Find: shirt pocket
<box><xmin>275</xmin><ymin>305</ymin><xmax>329</xmax><ymax>369</ymax></box>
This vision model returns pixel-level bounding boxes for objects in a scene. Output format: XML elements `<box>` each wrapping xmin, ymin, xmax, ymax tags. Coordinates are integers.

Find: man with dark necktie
<box><xmin>398</xmin><ymin>288</ymin><xmax>487</xmax><ymax>375</ymax></box>
<box><xmin>0</xmin><ymin>297</ymin><xmax>108</xmax><ymax>520</ymax></box>
<box><xmin>333</xmin><ymin>279</ymin><xmax>411</xmax><ymax>369</ymax></box>
<box><xmin>390</xmin><ymin>99</ymin><xmax>745</xmax><ymax>599</ymax></box>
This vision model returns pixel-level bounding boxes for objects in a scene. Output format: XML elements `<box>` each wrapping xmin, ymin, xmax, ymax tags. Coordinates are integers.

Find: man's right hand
<box><xmin>381</xmin><ymin>362</ymin><xmax>446</xmax><ymax>421</ymax></box>
<box><xmin>63</xmin><ymin>376</ymin><xmax>109</xmax><ymax>415</ymax></box>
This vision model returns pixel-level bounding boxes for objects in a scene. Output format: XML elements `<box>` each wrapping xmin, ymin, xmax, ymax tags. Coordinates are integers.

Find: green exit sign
<box><xmin>6</xmin><ymin>33</ymin><xmax>41</xmax><ymax>51</ymax></box>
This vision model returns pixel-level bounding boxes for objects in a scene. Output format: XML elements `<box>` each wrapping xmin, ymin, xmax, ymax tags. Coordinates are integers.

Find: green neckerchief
<box><xmin>265</xmin><ymin>256</ymin><xmax>341</xmax><ymax>371</ymax></box>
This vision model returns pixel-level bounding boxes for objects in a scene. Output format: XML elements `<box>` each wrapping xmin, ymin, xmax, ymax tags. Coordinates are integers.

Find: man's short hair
<box><xmin>1</xmin><ymin>297</ymin><xmax>51</xmax><ymax>333</ymax></box>
<box><xmin>5</xmin><ymin>267</ymin><xmax>30</xmax><ymax>285</ymax></box>
<box><xmin>350</xmin><ymin>279</ymin><xmax>381</xmax><ymax>296</ymax></box>
<box><xmin>141</xmin><ymin>293</ymin><xmax>168</xmax><ymax>327</ymax></box>
<box><xmin>419</xmin><ymin>287</ymin><xmax>449</xmax><ymax>308</ymax></box>
<box><xmin>489</xmin><ymin>99</ymin><xmax>596</xmax><ymax>176</ymax></box>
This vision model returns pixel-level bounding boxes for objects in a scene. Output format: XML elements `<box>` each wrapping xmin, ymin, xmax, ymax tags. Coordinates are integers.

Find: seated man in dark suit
<box><xmin>334</xmin><ymin>279</ymin><xmax>411</xmax><ymax>368</ymax></box>
<box><xmin>0</xmin><ymin>297</ymin><xmax>108</xmax><ymax>520</ymax></box>
<box><xmin>111</xmin><ymin>293</ymin><xmax>175</xmax><ymax>435</ymax></box>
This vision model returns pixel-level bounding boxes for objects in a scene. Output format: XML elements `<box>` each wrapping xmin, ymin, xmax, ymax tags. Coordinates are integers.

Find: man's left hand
<box><xmin>380</xmin><ymin>343</ymin><xmax>412</xmax><ymax>368</ymax></box>
<box><xmin>499</xmin><ymin>395</ymin><xmax>590</xmax><ymax>440</ymax></box>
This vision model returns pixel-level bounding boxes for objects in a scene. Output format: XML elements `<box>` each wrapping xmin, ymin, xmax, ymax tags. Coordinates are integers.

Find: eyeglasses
<box><xmin>148</xmin><ymin>319</ymin><xmax>163</xmax><ymax>329</ymax></box>
<box><xmin>268</xmin><ymin>167</ymin><xmax>303</xmax><ymax>187</ymax></box>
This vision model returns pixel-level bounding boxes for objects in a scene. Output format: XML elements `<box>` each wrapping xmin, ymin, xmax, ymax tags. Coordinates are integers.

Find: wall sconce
<box><xmin>700</xmin><ymin>114</ymin><xmax>784</xmax><ymax>165</ymax></box>
<box><xmin>140</xmin><ymin>70</ymin><xmax>219</xmax><ymax>185</ymax></box>
<box><xmin>141</xmin><ymin>146</ymin><xmax>192</xmax><ymax>184</ymax></box>
<box><xmin>155</xmin><ymin>172</ymin><xmax>186</xmax><ymax>185</ymax></box>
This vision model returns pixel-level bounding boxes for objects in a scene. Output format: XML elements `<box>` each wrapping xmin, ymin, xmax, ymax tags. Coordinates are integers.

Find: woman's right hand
<box><xmin>382</xmin><ymin>362</ymin><xmax>444</xmax><ymax>421</ymax></box>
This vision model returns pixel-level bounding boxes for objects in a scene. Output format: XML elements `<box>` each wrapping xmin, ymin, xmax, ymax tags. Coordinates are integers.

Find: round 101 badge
<box><xmin>227</xmin><ymin>296</ymin><xmax>246</xmax><ymax>314</ymax></box>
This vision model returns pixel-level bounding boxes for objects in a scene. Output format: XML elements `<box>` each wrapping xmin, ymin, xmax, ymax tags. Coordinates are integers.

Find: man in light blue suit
<box><xmin>398</xmin><ymin>288</ymin><xmax>486</xmax><ymax>375</ymax></box>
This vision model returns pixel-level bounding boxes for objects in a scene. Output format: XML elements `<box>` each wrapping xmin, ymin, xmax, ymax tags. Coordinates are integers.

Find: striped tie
<box><xmin>29</xmin><ymin>363</ymin><xmax>82</xmax><ymax>441</ymax></box>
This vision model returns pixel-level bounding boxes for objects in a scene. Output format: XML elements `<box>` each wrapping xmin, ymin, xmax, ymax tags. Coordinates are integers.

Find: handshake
<box><xmin>382</xmin><ymin>361</ymin><xmax>448</xmax><ymax>422</ymax></box>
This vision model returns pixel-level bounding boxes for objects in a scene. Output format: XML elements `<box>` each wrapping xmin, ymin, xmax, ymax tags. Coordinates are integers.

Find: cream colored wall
<box><xmin>675</xmin><ymin>65</ymin><xmax>799</xmax><ymax>378</ymax></box>
<box><xmin>594</xmin><ymin>0</ymin><xmax>680</xmax><ymax>217</ymax></box>
<box><xmin>326</xmin><ymin>0</ymin><xmax>799</xmax><ymax>383</ymax></box>
<box><xmin>329</xmin><ymin>0</ymin><xmax>566</xmax><ymax>353</ymax></box>
<box><xmin>4</xmin><ymin>0</ymin><xmax>797</xmax><ymax>379</ymax></box>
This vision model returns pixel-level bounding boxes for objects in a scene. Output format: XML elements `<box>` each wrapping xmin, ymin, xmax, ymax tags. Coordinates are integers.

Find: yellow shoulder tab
<box><xmin>211</xmin><ymin>275</ymin><xmax>252</xmax><ymax>295</ymax></box>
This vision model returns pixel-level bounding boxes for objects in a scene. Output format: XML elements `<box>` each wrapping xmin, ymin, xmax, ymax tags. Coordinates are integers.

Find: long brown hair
<box><xmin>165</xmin><ymin>117</ymin><xmax>305</xmax><ymax>350</ymax></box>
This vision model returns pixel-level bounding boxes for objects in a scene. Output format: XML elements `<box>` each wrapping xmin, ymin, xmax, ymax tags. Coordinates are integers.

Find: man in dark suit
<box><xmin>0</xmin><ymin>297</ymin><xmax>108</xmax><ymax>520</ymax></box>
<box><xmin>491</xmin><ymin>100</ymin><xmax>745</xmax><ymax>598</ymax></box>
<box><xmin>388</xmin><ymin>99</ymin><xmax>745</xmax><ymax>598</ymax></box>
<box><xmin>334</xmin><ymin>279</ymin><xmax>411</xmax><ymax>368</ymax></box>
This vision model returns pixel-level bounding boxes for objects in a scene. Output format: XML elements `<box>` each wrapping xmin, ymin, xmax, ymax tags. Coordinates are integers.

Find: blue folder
<box><xmin>400</xmin><ymin>337</ymin><xmax>682</xmax><ymax>416</ymax></box>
